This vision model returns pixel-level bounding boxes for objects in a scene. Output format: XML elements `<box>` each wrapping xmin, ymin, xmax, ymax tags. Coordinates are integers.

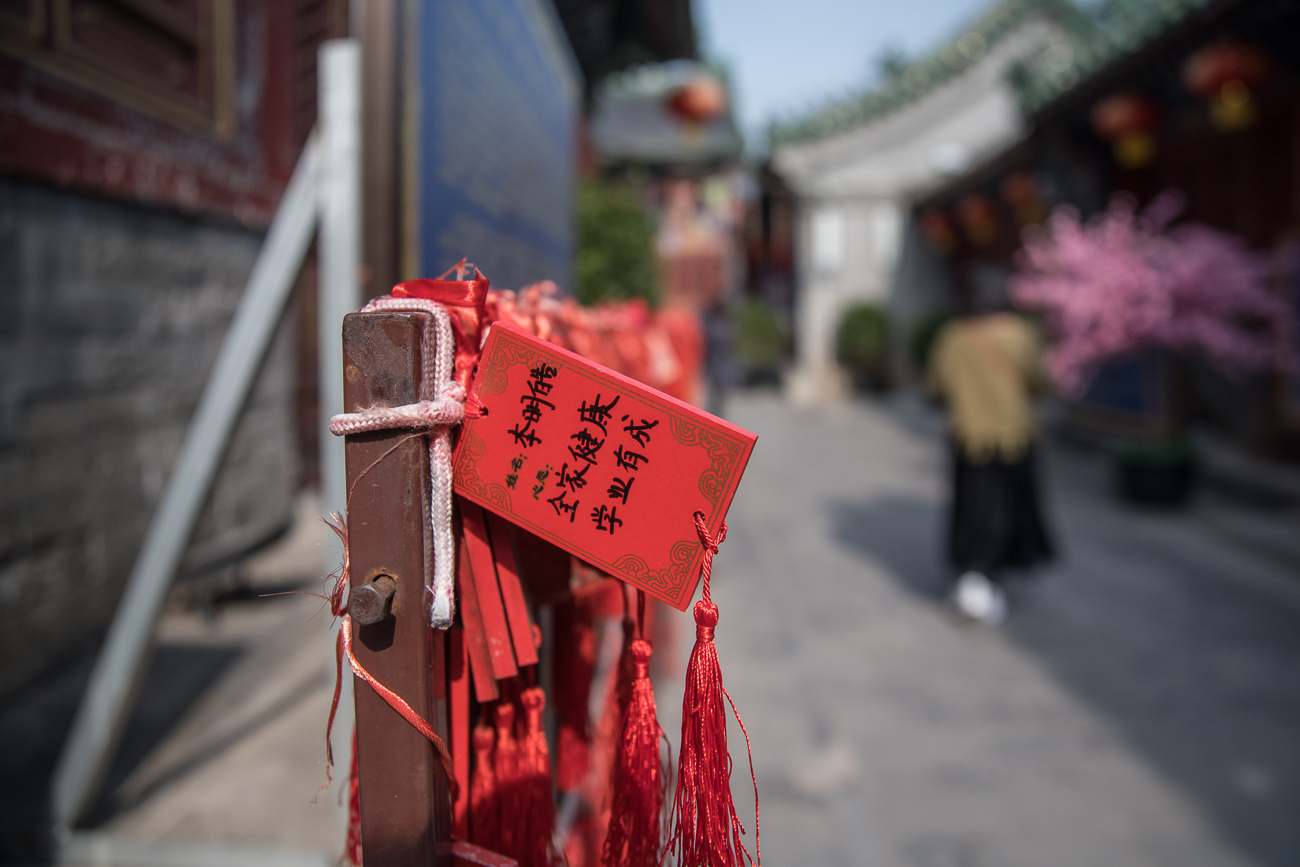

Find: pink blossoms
<box><xmin>1010</xmin><ymin>191</ymin><xmax>1296</xmax><ymax>396</ymax></box>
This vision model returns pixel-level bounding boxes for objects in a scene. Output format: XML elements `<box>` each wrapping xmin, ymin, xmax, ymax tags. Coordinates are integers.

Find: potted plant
<box><xmin>836</xmin><ymin>303</ymin><xmax>891</xmax><ymax>392</ymax></box>
<box><xmin>1010</xmin><ymin>191</ymin><xmax>1295</xmax><ymax>504</ymax></box>
<box><xmin>733</xmin><ymin>297</ymin><xmax>785</xmax><ymax>386</ymax></box>
<box><xmin>1112</xmin><ymin>437</ymin><xmax>1197</xmax><ymax>504</ymax></box>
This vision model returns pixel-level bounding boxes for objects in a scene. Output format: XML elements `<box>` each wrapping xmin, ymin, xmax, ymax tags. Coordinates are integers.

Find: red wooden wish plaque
<box><xmin>453</xmin><ymin>322</ymin><xmax>757</xmax><ymax>611</ymax></box>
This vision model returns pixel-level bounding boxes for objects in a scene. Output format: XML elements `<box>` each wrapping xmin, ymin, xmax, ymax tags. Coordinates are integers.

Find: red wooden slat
<box><xmin>451</xmin><ymin>840</ymin><xmax>518</xmax><ymax>867</ymax></box>
<box><xmin>449</xmin><ymin>628</ymin><xmax>470</xmax><ymax>838</ymax></box>
<box><xmin>457</xmin><ymin>533</ymin><xmax>501</xmax><ymax>704</ymax></box>
<box><xmin>461</xmin><ymin>500</ymin><xmax>518</xmax><ymax>681</ymax></box>
<box><xmin>485</xmin><ymin>511</ymin><xmax>539</xmax><ymax>667</ymax></box>
<box><xmin>508</xmin><ymin>524</ymin><xmax>573</xmax><ymax>606</ymax></box>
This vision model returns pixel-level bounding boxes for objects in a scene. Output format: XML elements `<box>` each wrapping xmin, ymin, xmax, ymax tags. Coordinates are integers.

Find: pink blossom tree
<box><xmin>1010</xmin><ymin>191</ymin><xmax>1296</xmax><ymax>397</ymax></box>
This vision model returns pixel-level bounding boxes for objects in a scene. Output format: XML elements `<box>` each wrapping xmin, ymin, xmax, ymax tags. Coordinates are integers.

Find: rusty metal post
<box><xmin>342</xmin><ymin>311</ymin><xmax>452</xmax><ymax>867</ymax></box>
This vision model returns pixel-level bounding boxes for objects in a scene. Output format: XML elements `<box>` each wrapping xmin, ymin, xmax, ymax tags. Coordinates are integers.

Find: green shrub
<box><xmin>837</xmin><ymin>304</ymin><xmax>891</xmax><ymax>391</ymax></box>
<box><xmin>575</xmin><ymin>181</ymin><xmax>658</xmax><ymax>306</ymax></box>
<box><xmin>836</xmin><ymin>304</ymin><xmax>890</xmax><ymax>367</ymax></box>
<box><xmin>733</xmin><ymin>298</ymin><xmax>785</xmax><ymax>375</ymax></box>
<box><xmin>909</xmin><ymin>310</ymin><xmax>952</xmax><ymax>373</ymax></box>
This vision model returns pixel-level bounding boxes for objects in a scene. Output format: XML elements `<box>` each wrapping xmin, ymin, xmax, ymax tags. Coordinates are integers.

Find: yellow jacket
<box><xmin>928</xmin><ymin>313</ymin><xmax>1046</xmax><ymax>462</ymax></box>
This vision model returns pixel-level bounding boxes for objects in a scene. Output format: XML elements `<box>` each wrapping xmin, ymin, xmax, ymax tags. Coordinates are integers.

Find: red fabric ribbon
<box><xmin>391</xmin><ymin>259</ymin><xmax>491</xmax><ymax>390</ymax></box>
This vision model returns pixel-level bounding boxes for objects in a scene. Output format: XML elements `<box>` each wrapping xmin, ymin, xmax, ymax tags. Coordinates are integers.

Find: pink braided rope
<box><xmin>328</xmin><ymin>383</ymin><xmax>465</xmax><ymax>435</ymax></box>
<box><xmin>329</xmin><ymin>296</ymin><xmax>461</xmax><ymax>628</ymax></box>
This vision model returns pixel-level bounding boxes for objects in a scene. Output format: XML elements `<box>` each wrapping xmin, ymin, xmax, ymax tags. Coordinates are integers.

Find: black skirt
<box><xmin>949</xmin><ymin>442</ymin><xmax>1053</xmax><ymax>576</ymax></box>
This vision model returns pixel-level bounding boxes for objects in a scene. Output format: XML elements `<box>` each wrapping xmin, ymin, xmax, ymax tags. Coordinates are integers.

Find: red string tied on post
<box><xmin>665</xmin><ymin>513</ymin><xmax>761</xmax><ymax>867</ymax></box>
<box><xmin>321</xmin><ymin>519</ymin><xmax>456</xmax><ymax>796</ymax></box>
<box><xmin>344</xmin><ymin>734</ymin><xmax>362</xmax><ymax>866</ymax></box>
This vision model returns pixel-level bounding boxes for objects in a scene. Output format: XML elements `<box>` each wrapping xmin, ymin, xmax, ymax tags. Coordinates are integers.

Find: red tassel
<box><xmin>553</xmin><ymin>591</ymin><xmax>597</xmax><ymax>791</ymax></box>
<box><xmin>553</xmin><ymin>596</ymin><xmax>594</xmax><ymax>791</ymax></box>
<box><xmin>613</xmin><ymin>589</ymin><xmax>638</xmax><ymax>724</ymax></box>
<box><xmin>666</xmin><ymin>514</ymin><xmax>761</xmax><ymax>867</ymax></box>
<box><xmin>469</xmin><ymin>720</ymin><xmax>499</xmax><ymax>851</ymax></box>
<box><xmin>518</xmin><ymin>685</ymin><xmax>557</xmax><ymax>867</ymax></box>
<box><xmin>493</xmin><ymin>700</ymin><xmax>522</xmax><ymax>856</ymax></box>
<box><xmin>604</xmin><ymin>592</ymin><xmax>669</xmax><ymax>867</ymax></box>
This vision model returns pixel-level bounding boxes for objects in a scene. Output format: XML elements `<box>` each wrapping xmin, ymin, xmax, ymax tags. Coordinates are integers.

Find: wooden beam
<box><xmin>343</xmin><ymin>311</ymin><xmax>451</xmax><ymax>867</ymax></box>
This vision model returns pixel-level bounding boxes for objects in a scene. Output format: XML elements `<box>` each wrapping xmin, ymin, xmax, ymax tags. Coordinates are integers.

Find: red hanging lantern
<box><xmin>1091</xmin><ymin>93</ymin><xmax>1163</xmax><ymax>168</ymax></box>
<box><xmin>999</xmin><ymin>172</ymin><xmax>1044</xmax><ymax>226</ymax></box>
<box><xmin>920</xmin><ymin>211</ymin><xmax>957</xmax><ymax>256</ymax></box>
<box><xmin>1182</xmin><ymin>41</ymin><xmax>1273</xmax><ymax>131</ymax></box>
<box><xmin>666</xmin><ymin>76</ymin><xmax>728</xmax><ymax>124</ymax></box>
<box><xmin>956</xmin><ymin>195</ymin><xmax>999</xmax><ymax>248</ymax></box>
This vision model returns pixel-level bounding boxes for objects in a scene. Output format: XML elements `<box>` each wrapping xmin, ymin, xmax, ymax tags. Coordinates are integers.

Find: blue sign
<box><xmin>415</xmin><ymin>0</ymin><xmax>581</xmax><ymax>291</ymax></box>
<box><xmin>1081</xmin><ymin>352</ymin><xmax>1166</xmax><ymax>417</ymax></box>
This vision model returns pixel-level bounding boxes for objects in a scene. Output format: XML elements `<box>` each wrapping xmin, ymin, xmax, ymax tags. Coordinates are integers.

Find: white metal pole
<box><xmin>51</xmin><ymin>136</ymin><xmax>321</xmax><ymax>836</ymax></box>
<box><xmin>316</xmin><ymin>39</ymin><xmax>363</xmax><ymax>858</ymax></box>
<box><xmin>318</xmin><ymin>39</ymin><xmax>364</xmax><ymax>520</ymax></box>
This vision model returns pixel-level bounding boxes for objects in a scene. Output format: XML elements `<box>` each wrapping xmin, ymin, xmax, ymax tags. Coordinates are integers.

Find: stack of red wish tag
<box><xmin>326</xmin><ymin>263</ymin><xmax>761</xmax><ymax>867</ymax></box>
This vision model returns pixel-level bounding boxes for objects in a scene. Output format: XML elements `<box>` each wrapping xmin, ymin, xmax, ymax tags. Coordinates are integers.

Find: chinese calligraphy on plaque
<box><xmin>452</xmin><ymin>322</ymin><xmax>757</xmax><ymax>610</ymax></box>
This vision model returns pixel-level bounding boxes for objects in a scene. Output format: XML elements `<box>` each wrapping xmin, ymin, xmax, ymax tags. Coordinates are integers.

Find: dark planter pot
<box><xmin>742</xmin><ymin>365</ymin><xmax>783</xmax><ymax>388</ymax></box>
<box><xmin>1115</xmin><ymin>456</ymin><xmax>1196</xmax><ymax>505</ymax></box>
<box><xmin>844</xmin><ymin>359</ymin><xmax>891</xmax><ymax>393</ymax></box>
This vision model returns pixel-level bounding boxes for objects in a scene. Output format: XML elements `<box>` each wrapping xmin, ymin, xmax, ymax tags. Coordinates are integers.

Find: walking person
<box><xmin>927</xmin><ymin>307</ymin><xmax>1054</xmax><ymax>623</ymax></box>
<box><xmin>702</xmin><ymin>298</ymin><xmax>735</xmax><ymax>418</ymax></box>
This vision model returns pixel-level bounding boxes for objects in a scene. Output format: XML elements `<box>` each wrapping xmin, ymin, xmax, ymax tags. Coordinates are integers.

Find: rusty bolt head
<box><xmin>349</xmin><ymin>574</ymin><xmax>397</xmax><ymax>625</ymax></box>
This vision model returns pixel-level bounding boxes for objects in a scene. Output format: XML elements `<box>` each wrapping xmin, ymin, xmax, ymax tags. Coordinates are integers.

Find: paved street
<box><xmin>7</xmin><ymin>391</ymin><xmax>1299</xmax><ymax>867</ymax></box>
<box><xmin>0</xmin><ymin>496</ymin><xmax>346</xmax><ymax>864</ymax></box>
<box><xmin>678</xmin><ymin>391</ymin><xmax>1300</xmax><ymax>867</ymax></box>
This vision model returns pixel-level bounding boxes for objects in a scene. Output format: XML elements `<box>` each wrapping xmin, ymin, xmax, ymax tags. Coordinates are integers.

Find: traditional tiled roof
<box><xmin>769</xmin><ymin>0</ymin><xmax>1092</xmax><ymax>148</ymax></box>
<box><xmin>1009</xmin><ymin>0</ymin><xmax>1218</xmax><ymax>112</ymax></box>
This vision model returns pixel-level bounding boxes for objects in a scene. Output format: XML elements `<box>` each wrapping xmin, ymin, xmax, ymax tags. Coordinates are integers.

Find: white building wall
<box><xmin>775</xmin><ymin>13</ymin><xmax>1069</xmax><ymax>402</ymax></box>
<box><xmin>789</xmin><ymin>196</ymin><xmax>904</xmax><ymax>401</ymax></box>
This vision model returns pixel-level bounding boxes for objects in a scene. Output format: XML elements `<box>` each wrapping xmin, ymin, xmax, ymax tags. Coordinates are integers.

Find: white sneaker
<box><xmin>953</xmin><ymin>571</ymin><xmax>1006</xmax><ymax>625</ymax></box>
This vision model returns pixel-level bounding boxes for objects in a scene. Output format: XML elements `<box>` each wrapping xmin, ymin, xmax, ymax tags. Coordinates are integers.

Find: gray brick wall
<box><xmin>0</xmin><ymin>178</ymin><xmax>300</xmax><ymax>698</ymax></box>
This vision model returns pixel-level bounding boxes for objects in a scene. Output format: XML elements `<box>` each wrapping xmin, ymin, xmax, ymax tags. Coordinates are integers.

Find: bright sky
<box><xmin>697</xmin><ymin>0</ymin><xmax>992</xmax><ymax>149</ymax></box>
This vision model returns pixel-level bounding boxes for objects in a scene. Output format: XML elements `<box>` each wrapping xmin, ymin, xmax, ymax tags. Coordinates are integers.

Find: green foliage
<box><xmin>733</xmin><ymin>298</ymin><xmax>785</xmax><ymax>372</ymax></box>
<box><xmin>836</xmin><ymin>304</ymin><xmax>890</xmax><ymax>366</ymax></box>
<box><xmin>1113</xmin><ymin>438</ymin><xmax>1196</xmax><ymax>468</ymax></box>
<box><xmin>909</xmin><ymin>310</ymin><xmax>952</xmax><ymax>372</ymax></box>
<box><xmin>575</xmin><ymin>181</ymin><xmax>658</xmax><ymax>307</ymax></box>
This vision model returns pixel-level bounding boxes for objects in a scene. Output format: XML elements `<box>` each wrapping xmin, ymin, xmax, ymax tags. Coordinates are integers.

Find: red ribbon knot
<box><xmin>631</xmin><ymin>638</ymin><xmax>652</xmax><ymax>679</ymax></box>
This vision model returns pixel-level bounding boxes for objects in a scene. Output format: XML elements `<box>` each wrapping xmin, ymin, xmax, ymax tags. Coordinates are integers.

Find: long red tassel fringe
<box><xmin>554</xmin><ymin>594</ymin><xmax>597</xmax><ymax>792</ymax></box>
<box><xmin>493</xmin><ymin>699</ymin><xmax>521</xmax><ymax>857</ymax></box>
<box><xmin>665</xmin><ymin>514</ymin><xmax>761</xmax><ymax>867</ymax></box>
<box><xmin>604</xmin><ymin>591</ymin><xmax>669</xmax><ymax>867</ymax></box>
<box><xmin>519</xmin><ymin>685</ymin><xmax>557</xmax><ymax>867</ymax></box>
<box><xmin>469</xmin><ymin>719</ymin><xmax>499</xmax><ymax>851</ymax></box>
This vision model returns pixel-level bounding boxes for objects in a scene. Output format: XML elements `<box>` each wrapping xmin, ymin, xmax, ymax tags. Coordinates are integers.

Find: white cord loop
<box><xmin>329</xmin><ymin>296</ymin><xmax>462</xmax><ymax>628</ymax></box>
